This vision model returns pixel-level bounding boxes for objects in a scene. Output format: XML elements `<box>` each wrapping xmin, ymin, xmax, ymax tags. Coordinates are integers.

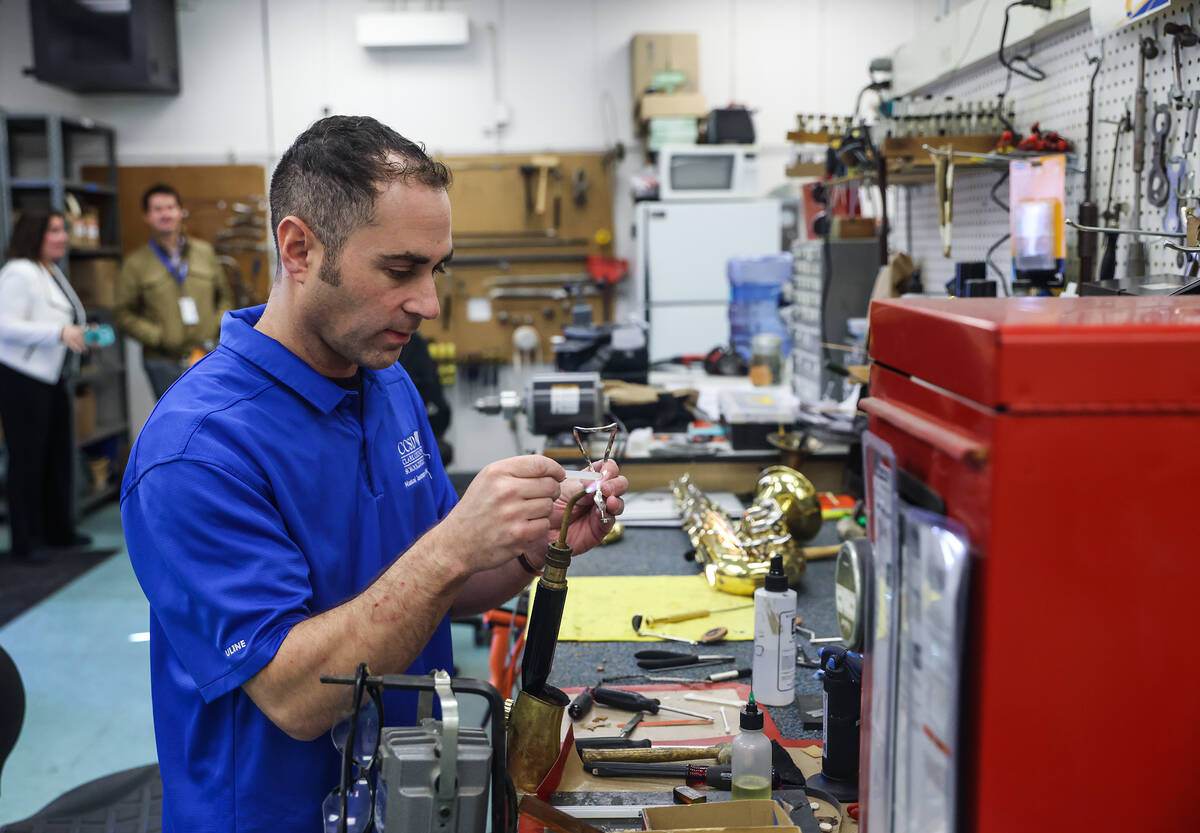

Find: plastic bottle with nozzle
<box><xmin>731</xmin><ymin>694</ymin><xmax>773</xmax><ymax>800</ymax></box>
<box><xmin>752</xmin><ymin>555</ymin><xmax>797</xmax><ymax>706</ymax></box>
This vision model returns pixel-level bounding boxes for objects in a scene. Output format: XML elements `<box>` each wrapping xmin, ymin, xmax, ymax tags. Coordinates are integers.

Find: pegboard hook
<box><xmin>1066</xmin><ymin>218</ymin><xmax>1184</xmax><ymax>239</ymax></box>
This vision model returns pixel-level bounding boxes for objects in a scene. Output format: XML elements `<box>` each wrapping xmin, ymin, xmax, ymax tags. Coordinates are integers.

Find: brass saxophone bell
<box><xmin>507</xmin><ymin>686</ymin><xmax>570</xmax><ymax>793</ymax></box>
<box><xmin>756</xmin><ymin>465</ymin><xmax>822</xmax><ymax>542</ymax></box>
<box><xmin>673</xmin><ymin>465</ymin><xmax>820</xmax><ymax>596</ymax></box>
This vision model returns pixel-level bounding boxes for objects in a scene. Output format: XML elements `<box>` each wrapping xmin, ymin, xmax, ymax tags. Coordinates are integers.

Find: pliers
<box><xmin>635</xmin><ymin>650</ymin><xmax>735</xmax><ymax>670</ymax></box>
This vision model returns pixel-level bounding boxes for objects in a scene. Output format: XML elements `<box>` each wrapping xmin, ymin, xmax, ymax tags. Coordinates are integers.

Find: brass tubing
<box><xmin>557</xmin><ymin>488</ymin><xmax>590</xmax><ymax>547</ymax></box>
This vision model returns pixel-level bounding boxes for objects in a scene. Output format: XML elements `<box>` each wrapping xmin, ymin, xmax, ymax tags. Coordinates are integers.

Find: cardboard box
<box><xmin>831</xmin><ymin>216</ymin><xmax>877</xmax><ymax>239</ymax></box>
<box><xmin>638</xmin><ymin>92</ymin><xmax>708</xmax><ymax>121</ymax></box>
<box><xmin>631</xmin><ymin>33</ymin><xmax>699</xmax><ymax>98</ymax></box>
<box><xmin>70</xmin><ymin>258</ymin><xmax>120</xmax><ymax>308</ymax></box>
<box><xmin>642</xmin><ymin>799</ymin><xmax>799</xmax><ymax>833</ymax></box>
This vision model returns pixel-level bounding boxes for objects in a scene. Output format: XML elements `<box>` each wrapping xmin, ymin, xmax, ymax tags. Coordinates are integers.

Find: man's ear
<box><xmin>276</xmin><ymin>216</ymin><xmax>320</xmax><ymax>283</ymax></box>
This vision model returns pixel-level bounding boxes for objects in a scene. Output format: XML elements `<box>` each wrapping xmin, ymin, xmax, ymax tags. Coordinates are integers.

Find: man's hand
<box><xmin>550</xmin><ymin>460</ymin><xmax>628</xmax><ymax>556</ymax></box>
<box><xmin>438</xmin><ymin>455</ymin><xmax>566</xmax><ymax>574</ymax></box>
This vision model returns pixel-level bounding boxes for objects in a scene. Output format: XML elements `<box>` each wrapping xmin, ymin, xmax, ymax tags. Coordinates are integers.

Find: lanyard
<box><xmin>149</xmin><ymin>238</ymin><xmax>190</xmax><ymax>284</ymax></box>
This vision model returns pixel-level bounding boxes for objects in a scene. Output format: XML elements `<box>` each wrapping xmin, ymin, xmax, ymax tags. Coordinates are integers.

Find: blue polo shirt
<box><xmin>122</xmin><ymin>306</ymin><xmax>457</xmax><ymax>833</ymax></box>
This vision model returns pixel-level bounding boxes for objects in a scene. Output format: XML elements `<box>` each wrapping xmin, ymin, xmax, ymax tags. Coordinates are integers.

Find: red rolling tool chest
<box><xmin>860</xmin><ymin>296</ymin><xmax>1200</xmax><ymax>833</ymax></box>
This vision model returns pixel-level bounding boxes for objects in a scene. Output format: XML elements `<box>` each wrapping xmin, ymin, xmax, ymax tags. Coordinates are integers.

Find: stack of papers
<box><xmin>620</xmin><ymin>491</ymin><xmax>744</xmax><ymax>527</ymax></box>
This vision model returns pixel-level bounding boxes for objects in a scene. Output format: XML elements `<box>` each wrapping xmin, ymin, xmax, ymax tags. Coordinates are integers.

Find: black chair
<box><xmin>0</xmin><ymin>645</ymin><xmax>25</xmax><ymax>787</ymax></box>
<box><xmin>0</xmin><ymin>647</ymin><xmax>162</xmax><ymax>833</ymax></box>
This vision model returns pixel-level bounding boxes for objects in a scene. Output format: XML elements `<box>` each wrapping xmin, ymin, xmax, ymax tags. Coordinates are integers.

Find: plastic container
<box><xmin>719</xmin><ymin>389</ymin><xmax>796</xmax><ymax>450</ymax></box>
<box><xmin>752</xmin><ymin>555</ymin><xmax>797</xmax><ymax>706</ymax></box>
<box><xmin>730</xmin><ymin>695</ymin><xmax>773</xmax><ymax>800</ymax></box>
<box><xmin>749</xmin><ymin>333</ymin><xmax>783</xmax><ymax>386</ymax></box>
<box><xmin>728</xmin><ymin>254</ymin><xmax>793</xmax><ymax>361</ymax></box>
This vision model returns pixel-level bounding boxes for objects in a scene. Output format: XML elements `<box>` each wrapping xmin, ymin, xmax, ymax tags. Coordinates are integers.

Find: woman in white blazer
<box><xmin>0</xmin><ymin>211</ymin><xmax>89</xmax><ymax>563</ymax></box>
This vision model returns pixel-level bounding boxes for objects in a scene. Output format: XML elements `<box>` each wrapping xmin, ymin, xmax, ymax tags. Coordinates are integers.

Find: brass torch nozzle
<box><xmin>557</xmin><ymin>488</ymin><xmax>591</xmax><ymax>548</ymax></box>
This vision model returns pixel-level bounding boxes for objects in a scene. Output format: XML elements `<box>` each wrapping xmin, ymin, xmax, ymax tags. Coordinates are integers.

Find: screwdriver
<box><xmin>591</xmin><ymin>686</ymin><xmax>712</xmax><ymax>721</ymax></box>
<box><xmin>568</xmin><ymin>688</ymin><xmax>594</xmax><ymax>721</ymax></box>
<box><xmin>645</xmin><ymin>667</ymin><xmax>751</xmax><ymax>684</ymax></box>
<box><xmin>584</xmin><ymin>761</ymin><xmax>781</xmax><ymax>790</ymax></box>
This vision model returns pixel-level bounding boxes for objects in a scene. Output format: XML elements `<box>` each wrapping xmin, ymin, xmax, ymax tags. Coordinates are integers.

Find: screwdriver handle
<box><xmin>647</xmin><ymin>609</ymin><xmax>710</xmax><ymax>626</ymax></box>
<box><xmin>574</xmin><ymin>738</ymin><xmax>652</xmax><ymax>753</ymax></box>
<box><xmin>638</xmin><ymin>655</ymin><xmax>702</xmax><ymax>670</ymax></box>
<box><xmin>708</xmin><ymin>667</ymin><xmax>751</xmax><ymax>682</ymax></box>
<box><xmin>568</xmin><ymin>688</ymin><xmax>594</xmax><ymax>721</ymax></box>
<box><xmin>592</xmin><ymin>686</ymin><xmax>659</xmax><ymax>714</ymax></box>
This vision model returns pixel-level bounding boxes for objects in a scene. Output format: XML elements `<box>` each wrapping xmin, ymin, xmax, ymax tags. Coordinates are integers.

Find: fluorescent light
<box><xmin>356</xmin><ymin>11</ymin><xmax>470</xmax><ymax>48</ymax></box>
<box><xmin>128</xmin><ymin>632</ymin><xmax>150</xmax><ymax>643</ymax></box>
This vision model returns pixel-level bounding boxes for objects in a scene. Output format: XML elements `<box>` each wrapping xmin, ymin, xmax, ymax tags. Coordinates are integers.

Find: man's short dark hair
<box><xmin>142</xmin><ymin>183</ymin><xmax>182</xmax><ymax>213</ymax></box>
<box><xmin>5</xmin><ymin>211</ymin><xmax>63</xmax><ymax>262</ymax></box>
<box><xmin>269</xmin><ymin>115</ymin><xmax>451</xmax><ymax>282</ymax></box>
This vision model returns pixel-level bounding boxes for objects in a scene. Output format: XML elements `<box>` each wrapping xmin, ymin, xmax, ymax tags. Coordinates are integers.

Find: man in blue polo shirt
<box><xmin>121</xmin><ymin>115</ymin><xmax>627</xmax><ymax>833</ymax></box>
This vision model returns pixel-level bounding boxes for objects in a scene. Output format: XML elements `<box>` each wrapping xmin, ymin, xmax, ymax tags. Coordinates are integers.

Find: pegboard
<box><xmin>891</xmin><ymin>3</ymin><xmax>1200</xmax><ymax>291</ymax></box>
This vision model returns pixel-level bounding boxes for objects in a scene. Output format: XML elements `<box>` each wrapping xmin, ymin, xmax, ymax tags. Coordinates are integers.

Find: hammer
<box><xmin>579</xmin><ymin>742</ymin><xmax>732</xmax><ymax>765</ymax></box>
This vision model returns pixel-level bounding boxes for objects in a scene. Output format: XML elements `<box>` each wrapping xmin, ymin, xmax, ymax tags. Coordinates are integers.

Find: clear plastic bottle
<box><xmin>731</xmin><ymin>695</ymin><xmax>773</xmax><ymax>801</ymax></box>
<box><xmin>752</xmin><ymin>555</ymin><xmax>797</xmax><ymax>706</ymax></box>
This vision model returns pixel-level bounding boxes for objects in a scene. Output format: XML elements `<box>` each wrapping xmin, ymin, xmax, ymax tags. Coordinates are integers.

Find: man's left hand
<box><xmin>549</xmin><ymin>460</ymin><xmax>628</xmax><ymax>556</ymax></box>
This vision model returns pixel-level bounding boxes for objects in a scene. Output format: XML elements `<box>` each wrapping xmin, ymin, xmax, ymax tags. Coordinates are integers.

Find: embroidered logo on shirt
<box><xmin>398</xmin><ymin>429</ymin><xmax>432</xmax><ymax>487</ymax></box>
<box><xmin>225</xmin><ymin>639</ymin><xmax>246</xmax><ymax>657</ymax></box>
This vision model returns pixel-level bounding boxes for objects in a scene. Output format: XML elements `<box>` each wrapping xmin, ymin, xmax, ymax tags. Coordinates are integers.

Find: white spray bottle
<box><xmin>752</xmin><ymin>554</ymin><xmax>797</xmax><ymax>706</ymax></box>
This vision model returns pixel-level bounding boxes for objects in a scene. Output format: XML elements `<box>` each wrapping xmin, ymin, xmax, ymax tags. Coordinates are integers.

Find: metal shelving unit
<box><xmin>0</xmin><ymin>110</ymin><xmax>128</xmax><ymax>521</ymax></box>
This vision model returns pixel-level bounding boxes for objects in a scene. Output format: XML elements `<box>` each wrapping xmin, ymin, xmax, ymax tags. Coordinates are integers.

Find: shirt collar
<box><xmin>149</xmin><ymin>235</ymin><xmax>188</xmax><ymax>259</ymax></box>
<box><xmin>219</xmin><ymin>306</ymin><xmax>362</xmax><ymax>415</ymax></box>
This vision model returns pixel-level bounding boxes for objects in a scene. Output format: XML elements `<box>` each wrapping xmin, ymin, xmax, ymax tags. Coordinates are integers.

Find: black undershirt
<box><xmin>325</xmin><ymin>370</ymin><xmax>364</xmax><ymax>418</ymax></box>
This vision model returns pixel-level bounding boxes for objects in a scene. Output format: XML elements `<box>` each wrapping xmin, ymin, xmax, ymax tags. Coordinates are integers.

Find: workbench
<box><xmin>535</xmin><ymin>518</ymin><xmax>851</xmax><ymax>829</ymax></box>
<box><xmin>546</xmin><ymin>522</ymin><xmax>843</xmax><ymax>740</ymax></box>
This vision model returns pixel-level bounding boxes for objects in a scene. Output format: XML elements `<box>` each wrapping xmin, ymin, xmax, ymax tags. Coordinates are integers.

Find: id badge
<box><xmin>179</xmin><ymin>296</ymin><xmax>200</xmax><ymax>325</ymax></box>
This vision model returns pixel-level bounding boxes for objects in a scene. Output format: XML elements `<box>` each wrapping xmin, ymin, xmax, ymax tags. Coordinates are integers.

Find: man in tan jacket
<box><xmin>116</xmin><ymin>184</ymin><xmax>233</xmax><ymax>398</ymax></box>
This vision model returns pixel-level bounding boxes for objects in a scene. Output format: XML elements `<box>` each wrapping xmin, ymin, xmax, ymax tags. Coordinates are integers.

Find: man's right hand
<box><xmin>440</xmin><ymin>455</ymin><xmax>565</xmax><ymax>574</ymax></box>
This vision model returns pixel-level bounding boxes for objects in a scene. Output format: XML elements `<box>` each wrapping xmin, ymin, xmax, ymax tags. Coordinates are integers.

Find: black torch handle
<box><xmin>521</xmin><ymin>581</ymin><xmax>568</xmax><ymax>695</ymax></box>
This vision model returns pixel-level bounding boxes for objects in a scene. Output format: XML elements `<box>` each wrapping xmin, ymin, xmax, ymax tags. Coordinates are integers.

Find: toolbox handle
<box><xmin>859</xmin><ymin>397</ymin><xmax>988</xmax><ymax>466</ymax></box>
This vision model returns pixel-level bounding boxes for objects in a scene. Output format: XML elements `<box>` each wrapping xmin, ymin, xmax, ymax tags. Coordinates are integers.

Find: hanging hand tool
<box><xmin>579</xmin><ymin>742</ymin><xmax>732</xmax><ymax>765</ymax></box>
<box><xmin>1077</xmin><ymin>48</ymin><xmax>1104</xmax><ymax>284</ymax></box>
<box><xmin>1169</xmin><ymin>90</ymin><xmax>1200</xmax><ymax>244</ymax></box>
<box><xmin>1166</xmin><ymin>157</ymin><xmax>1189</xmax><ymax>234</ymax></box>
<box><xmin>1148</xmin><ymin>105</ymin><xmax>1173</xmax><ymax>208</ymax></box>
<box><xmin>591</xmin><ymin>687</ymin><xmax>714</xmax><ymax>721</ymax></box>
<box><xmin>519</xmin><ymin>165</ymin><xmax>538</xmax><ymax>216</ymax></box>
<box><xmin>1164</xmin><ymin>21</ymin><xmax>1200</xmax><ymax>111</ymax></box>
<box><xmin>1130</xmin><ymin>35</ymin><xmax>1160</xmax><ymax>276</ymax></box>
<box><xmin>1099</xmin><ymin>110</ymin><xmax>1132</xmax><ymax>283</ymax></box>
<box><xmin>934</xmin><ymin>149</ymin><xmax>953</xmax><ymax>256</ymax></box>
<box><xmin>634</xmin><ymin>650</ymin><xmax>736</xmax><ymax>670</ymax></box>
<box><xmin>529</xmin><ymin>154</ymin><xmax>561</xmax><ymax>217</ymax></box>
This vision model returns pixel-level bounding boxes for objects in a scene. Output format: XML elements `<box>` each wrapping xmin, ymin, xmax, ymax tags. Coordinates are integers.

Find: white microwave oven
<box><xmin>657</xmin><ymin>144</ymin><xmax>759</xmax><ymax>201</ymax></box>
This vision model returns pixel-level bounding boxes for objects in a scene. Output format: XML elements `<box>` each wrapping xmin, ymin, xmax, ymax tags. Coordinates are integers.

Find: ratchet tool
<box><xmin>592</xmin><ymin>686</ymin><xmax>713</xmax><ymax>721</ymax></box>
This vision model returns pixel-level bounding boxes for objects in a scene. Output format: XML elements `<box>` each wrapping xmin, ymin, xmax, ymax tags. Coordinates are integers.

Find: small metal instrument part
<box><xmin>572</xmin><ymin>423</ymin><xmax>619</xmax><ymax>524</ymax></box>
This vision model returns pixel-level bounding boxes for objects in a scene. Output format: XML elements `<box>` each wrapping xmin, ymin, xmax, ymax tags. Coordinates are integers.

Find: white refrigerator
<box><xmin>635</xmin><ymin>199</ymin><xmax>782</xmax><ymax>361</ymax></box>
